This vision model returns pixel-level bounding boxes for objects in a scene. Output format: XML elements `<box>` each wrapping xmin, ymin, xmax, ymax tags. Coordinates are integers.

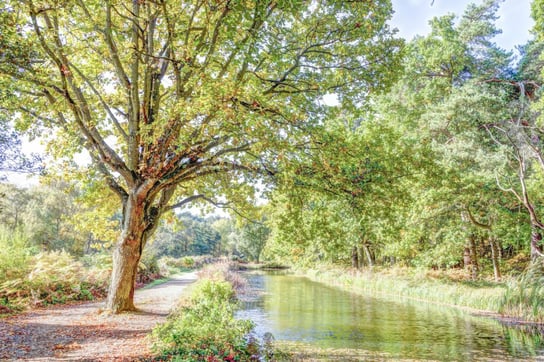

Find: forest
<box><xmin>1</xmin><ymin>0</ymin><xmax>544</xmax><ymax>350</ymax></box>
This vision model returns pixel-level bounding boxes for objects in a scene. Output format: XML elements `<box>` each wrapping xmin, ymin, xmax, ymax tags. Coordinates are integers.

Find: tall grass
<box><xmin>299</xmin><ymin>266</ymin><xmax>507</xmax><ymax>313</ymax></box>
<box><xmin>500</xmin><ymin>260</ymin><xmax>544</xmax><ymax>323</ymax></box>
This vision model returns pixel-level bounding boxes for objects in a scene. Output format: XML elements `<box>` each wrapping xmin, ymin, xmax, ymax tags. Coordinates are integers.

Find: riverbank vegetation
<box><xmin>151</xmin><ymin>263</ymin><xmax>260</xmax><ymax>361</ymax></box>
<box><xmin>257</xmin><ymin>1</ymin><xmax>544</xmax><ymax>323</ymax></box>
<box><xmin>0</xmin><ymin>179</ymin><xmax>270</xmax><ymax>315</ymax></box>
<box><xmin>300</xmin><ymin>266</ymin><xmax>505</xmax><ymax>313</ymax></box>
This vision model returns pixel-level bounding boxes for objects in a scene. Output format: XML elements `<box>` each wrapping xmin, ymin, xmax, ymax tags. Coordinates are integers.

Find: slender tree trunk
<box><xmin>468</xmin><ymin>234</ymin><xmax>479</xmax><ymax>280</ymax></box>
<box><xmin>489</xmin><ymin>237</ymin><xmax>501</xmax><ymax>281</ymax></box>
<box><xmin>357</xmin><ymin>246</ymin><xmax>364</xmax><ymax>268</ymax></box>
<box><xmin>362</xmin><ymin>242</ymin><xmax>374</xmax><ymax>267</ymax></box>
<box><xmin>530</xmin><ymin>226</ymin><xmax>543</xmax><ymax>260</ymax></box>
<box><xmin>463</xmin><ymin>247</ymin><xmax>471</xmax><ymax>270</ymax></box>
<box><xmin>351</xmin><ymin>246</ymin><xmax>359</xmax><ymax>269</ymax></box>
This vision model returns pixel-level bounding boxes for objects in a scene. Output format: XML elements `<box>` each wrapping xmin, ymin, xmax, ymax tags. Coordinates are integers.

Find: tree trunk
<box><xmin>530</xmin><ymin>226</ymin><xmax>543</xmax><ymax>260</ymax></box>
<box><xmin>468</xmin><ymin>234</ymin><xmax>479</xmax><ymax>280</ymax></box>
<box><xmin>357</xmin><ymin>246</ymin><xmax>364</xmax><ymax>268</ymax></box>
<box><xmin>106</xmin><ymin>189</ymin><xmax>158</xmax><ymax>313</ymax></box>
<box><xmin>489</xmin><ymin>237</ymin><xmax>501</xmax><ymax>281</ymax></box>
<box><xmin>107</xmin><ymin>238</ymin><xmax>142</xmax><ymax>312</ymax></box>
<box><xmin>362</xmin><ymin>242</ymin><xmax>374</xmax><ymax>267</ymax></box>
<box><xmin>463</xmin><ymin>247</ymin><xmax>471</xmax><ymax>270</ymax></box>
<box><xmin>351</xmin><ymin>246</ymin><xmax>359</xmax><ymax>269</ymax></box>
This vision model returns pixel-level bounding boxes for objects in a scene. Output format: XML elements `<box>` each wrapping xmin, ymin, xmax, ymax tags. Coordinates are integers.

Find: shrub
<box><xmin>137</xmin><ymin>252</ymin><xmax>162</xmax><ymax>285</ymax></box>
<box><xmin>152</xmin><ymin>268</ymin><xmax>255</xmax><ymax>361</ymax></box>
<box><xmin>0</xmin><ymin>227</ymin><xmax>36</xmax><ymax>285</ymax></box>
<box><xmin>0</xmin><ymin>250</ymin><xmax>110</xmax><ymax>312</ymax></box>
<box><xmin>157</xmin><ymin>256</ymin><xmax>200</xmax><ymax>276</ymax></box>
<box><xmin>181</xmin><ymin>256</ymin><xmax>195</xmax><ymax>268</ymax></box>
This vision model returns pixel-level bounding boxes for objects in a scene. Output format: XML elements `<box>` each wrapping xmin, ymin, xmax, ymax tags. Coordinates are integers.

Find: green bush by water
<box><xmin>152</xmin><ymin>277</ymin><xmax>255</xmax><ymax>361</ymax></box>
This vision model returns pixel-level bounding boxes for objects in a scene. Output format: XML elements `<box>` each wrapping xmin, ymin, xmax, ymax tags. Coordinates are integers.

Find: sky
<box><xmin>390</xmin><ymin>0</ymin><xmax>534</xmax><ymax>51</ymax></box>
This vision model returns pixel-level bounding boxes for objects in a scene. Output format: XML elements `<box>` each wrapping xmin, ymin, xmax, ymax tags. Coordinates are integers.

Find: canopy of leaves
<box><xmin>0</xmin><ymin>0</ymin><xmax>402</xmax><ymax>216</ymax></box>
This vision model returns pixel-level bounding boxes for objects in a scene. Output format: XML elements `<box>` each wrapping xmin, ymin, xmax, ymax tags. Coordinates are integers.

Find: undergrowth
<box><xmin>1</xmin><ymin>250</ymin><xmax>110</xmax><ymax>313</ymax></box>
<box><xmin>500</xmin><ymin>260</ymin><xmax>544</xmax><ymax>323</ymax></box>
<box><xmin>152</xmin><ymin>263</ymin><xmax>261</xmax><ymax>361</ymax></box>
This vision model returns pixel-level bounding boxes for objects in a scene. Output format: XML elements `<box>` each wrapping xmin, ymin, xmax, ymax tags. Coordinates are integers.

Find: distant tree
<box><xmin>0</xmin><ymin>118</ymin><xmax>41</xmax><ymax>179</ymax></box>
<box><xmin>150</xmin><ymin>213</ymin><xmax>221</xmax><ymax>257</ymax></box>
<box><xmin>236</xmin><ymin>219</ymin><xmax>270</xmax><ymax>262</ymax></box>
<box><xmin>0</xmin><ymin>181</ymin><xmax>92</xmax><ymax>255</ymax></box>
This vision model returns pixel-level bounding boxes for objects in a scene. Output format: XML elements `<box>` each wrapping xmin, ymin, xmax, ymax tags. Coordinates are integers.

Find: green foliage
<box><xmin>150</xmin><ymin>213</ymin><xmax>222</xmax><ymax>259</ymax></box>
<box><xmin>0</xmin><ymin>181</ymin><xmax>115</xmax><ymax>256</ymax></box>
<box><xmin>0</xmin><ymin>226</ymin><xmax>36</xmax><ymax>284</ymax></box>
<box><xmin>152</xmin><ymin>277</ymin><xmax>254</xmax><ymax>361</ymax></box>
<box><xmin>157</xmin><ymin>256</ymin><xmax>196</xmax><ymax>276</ymax></box>
<box><xmin>0</xmin><ymin>250</ymin><xmax>109</xmax><ymax>312</ymax></box>
<box><xmin>500</xmin><ymin>261</ymin><xmax>544</xmax><ymax>322</ymax></box>
<box><xmin>137</xmin><ymin>251</ymin><xmax>162</xmax><ymax>285</ymax></box>
<box><xmin>0</xmin><ymin>117</ymin><xmax>42</xmax><ymax>178</ymax></box>
<box><xmin>301</xmin><ymin>266</ymin><xmax>505</xmax><ymax>313</ymax></box>
<box><xmin>264</xmin><ymin>0</ymin><xmax>544</xmax><ymax>282</ymax></box>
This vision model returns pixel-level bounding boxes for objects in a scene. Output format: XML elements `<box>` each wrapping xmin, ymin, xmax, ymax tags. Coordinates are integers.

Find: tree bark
<box><xmin>489</xmin><ymin>237</ymin><xmax>501</xmax><ymax>281</ymax></box>
<box><xmin>362</xmin><ymin>242</ymin><xmax>374</xmax><ymax>267</ymax></box>
<box><xmin>463</xmin><ymin>247</ymin><xmax>471</xmax><ymax>270</ymax></box>
<box><xmin>351</xmin><ymin>246</ymin><xmax>359</xmax><ymax>269</ymax></box>
<box><xmin>530</xmin><ymin>226</ymin><xmax>544</xmax><ymax>260</ymax></box>
<box><xmin>107</xmin><ymin>239</ymin><xmax>142</xmax><ymax>312</ymax></box>
<box><xmin>106</xmin><ymin>188</ymin><xmax>158</xmax><ymax>313</ymax></box>
<box><xmin>468</xmin><ymin>234</ymin><xmax>479</xmax><ymax>280</ymax></box>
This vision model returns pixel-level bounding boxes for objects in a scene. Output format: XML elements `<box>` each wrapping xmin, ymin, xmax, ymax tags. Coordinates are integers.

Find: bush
<box><xmin>152</xmin><ymin>269</ymin><xmax>255</xmax><ymax>361</ymax></box>
<box><xmin>0</xmin><ymin>227</ymin><xmax>36</xmax><ymax>285</ymax></box>
<box><xmin>137</xmin><ymin>252</ymin><xmax>162</xmax><ymax>285</ymax></box>
<box><xmin>158</xmin><ymin>256</ymin><xmax>198</xmax><ymax>275</ymax></box>
<box><xmin>0</xmin><ymin>250</ymin><xmax>110</xmax><ymax>313</ymax></box>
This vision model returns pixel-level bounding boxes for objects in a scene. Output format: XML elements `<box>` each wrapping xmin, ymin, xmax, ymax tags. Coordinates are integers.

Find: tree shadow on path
<box><xmin>0</xmin><ymin>272</ymin><xmax>198</xmax><ymax>361</ymax></box>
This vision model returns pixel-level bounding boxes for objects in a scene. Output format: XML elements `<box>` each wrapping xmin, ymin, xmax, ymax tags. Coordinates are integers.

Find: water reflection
<box><xmin>236</xmin><ymin>272</ymin><xmax>544</xmax><ymax>361</ymax></box>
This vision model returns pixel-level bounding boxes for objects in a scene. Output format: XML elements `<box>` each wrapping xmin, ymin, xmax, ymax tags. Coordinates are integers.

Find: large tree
<box><xmin>0</xmin><ymin>0</ymin><xmax>400</xmax><ymax>312</ymax></box>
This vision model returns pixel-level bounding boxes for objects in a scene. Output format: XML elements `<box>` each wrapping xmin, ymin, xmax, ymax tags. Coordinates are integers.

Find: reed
<box><xmin>298</xmin><ymin>266</ymin><xmax>506</xmax><ymax>314</ymax></box>
<box><xmin>500</xmin><ymin>260</ymin><xmax>544</xmax><ymax>323</ymax></box>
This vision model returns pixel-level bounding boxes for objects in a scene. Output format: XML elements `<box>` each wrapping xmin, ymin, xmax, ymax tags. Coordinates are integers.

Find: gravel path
<box><xmin>0</xmin><ymin>272</ymin><xmax>198</xmax><ymax>361</ymax></box>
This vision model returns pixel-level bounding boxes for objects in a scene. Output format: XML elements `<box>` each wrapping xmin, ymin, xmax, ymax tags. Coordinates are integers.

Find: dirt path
<box><xmin>0</xmin><ymin>272</ymin><xmax>198</xmax><ymax>361</ymax></box>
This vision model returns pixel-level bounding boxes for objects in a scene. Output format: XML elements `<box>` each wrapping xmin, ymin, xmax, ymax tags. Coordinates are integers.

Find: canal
<box><xmin>236</xmin><ymin>271</ymin><xmax>544</xmax><ymax>361</ymax></box>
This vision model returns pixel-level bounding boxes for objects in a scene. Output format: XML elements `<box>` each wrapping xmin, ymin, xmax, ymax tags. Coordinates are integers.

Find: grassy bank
<box><xmin>499</xmin><ymin>261</ymin><xmax>544</xmax><ymax>323</ymax></box>
<box><xmin>151</xmin><ymin>263</ymin><xmax>269</xmax><ymax>361</ymax></box>
<box><xmin>292</xmin><ymin>264</ymin><xmax>544</xmax><ymax>323</ymax></box>
<box><xmin>296</xmin><ymin>266</ymin><xmax>506</xmax><ymax>315</ymax></box>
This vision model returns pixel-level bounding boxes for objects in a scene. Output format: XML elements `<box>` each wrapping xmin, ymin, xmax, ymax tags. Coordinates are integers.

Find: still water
<box><xmin>236</xmin><ymin>271</ymin><xmax>544</xmax><ymax>361</ymax></box>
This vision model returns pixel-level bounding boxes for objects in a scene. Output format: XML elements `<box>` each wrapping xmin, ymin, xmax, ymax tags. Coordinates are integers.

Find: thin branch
<box><xmin>167</xmin><ymin>194</ymin><xmax>259</xmax><ymax>223</ymax></box>
<box><xmin>69</xmin><ymin>62</ymin><xmax>129</xmax><ymax>141</ymax></box>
